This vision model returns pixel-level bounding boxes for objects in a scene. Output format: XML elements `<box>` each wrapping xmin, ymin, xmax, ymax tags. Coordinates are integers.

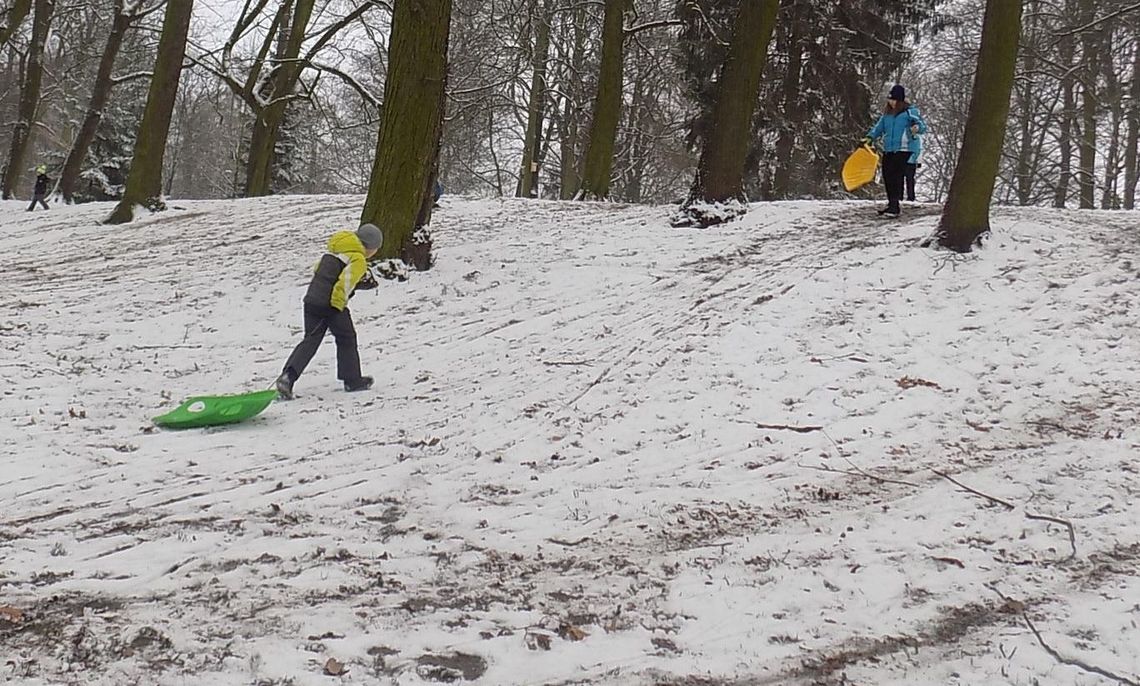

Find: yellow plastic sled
<box><xmin>842</xmin><ymin>145</ymin><xmax>880</xmax><ymax>192</ymax></box>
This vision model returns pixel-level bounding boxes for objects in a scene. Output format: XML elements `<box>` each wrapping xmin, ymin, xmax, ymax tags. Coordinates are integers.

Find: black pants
<box><xmin>881</xmin><ymin>152</ymin><xmax>909</xmax><ymax>212</ymax></box>
<box><xmin>282</xmin><ymin>303</ymin><xmax>362</xmax><ymax>382</ymax></box>
<box><xmin>27</xmin><ymin>195</ymin><xmax>48</xmax><ymax>211</ymax></box>
<box><xmin>904</xmin><ymin>163</ymin><xmax>917</xmax><ymax>201</ymax></box>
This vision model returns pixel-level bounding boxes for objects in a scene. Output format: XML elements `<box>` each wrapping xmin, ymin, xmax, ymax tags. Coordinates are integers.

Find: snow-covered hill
<box><xmin>1</xmin><ymin>196</ymin><xmax>1138</xmax><ymax>685</ymax></box>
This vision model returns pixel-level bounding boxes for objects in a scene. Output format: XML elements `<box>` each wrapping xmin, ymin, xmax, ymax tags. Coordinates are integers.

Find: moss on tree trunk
<box><xmin>360</xmin><ymin>0</ymin><xmax>451</xmax><ymax>269</ymax></box>
<box><xmin>106</xmin><ymin>0</ymin><xmax>193</xmax><ymax>224</ymax></box>
<box><xmin>935</xmin><ymin>0</ymin><xmax>1022</xmax><ymax>252</ymax></box>
<box><xmin>575</xmin><ymin>0</ymin><xmax>626</xmax><ymax>200</ymax></box>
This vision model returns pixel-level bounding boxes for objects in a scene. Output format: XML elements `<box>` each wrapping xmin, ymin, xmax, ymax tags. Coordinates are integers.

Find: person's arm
<box><xmin>866</xmin><ymin>115</ymin><xmax>885</xmax><ymax>142</ymax></box>
<box><xmin>908</xmin><ymin>107</ymin><xmax>928</xmax><ymax>135</ymax></box>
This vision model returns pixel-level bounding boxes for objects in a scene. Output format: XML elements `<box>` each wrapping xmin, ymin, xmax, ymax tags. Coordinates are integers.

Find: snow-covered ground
<box><xmin>1</xmin><ymin>196</ymin><xmax>1138</xmax><ymax>686</ymax></box>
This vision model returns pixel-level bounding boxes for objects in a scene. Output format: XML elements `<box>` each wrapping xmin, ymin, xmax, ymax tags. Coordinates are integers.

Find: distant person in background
<box><xmin>862</xmin><ymin>84</ymin><xmax>927</xmax><ymax>217</ymax></box>
<box><xmin>433</xmin><ymin>179</ymin><xmax>443</xmax><ymax>207</ymax></box>
<box><xmin>904</xmin><ymin>123</ymin><xmax>923</xmax><ymax>202</ymax></box>
<box><xmin>28</xmin><ymin>165</ymin><xmax>50</xmax><ymax>211</ymax></box>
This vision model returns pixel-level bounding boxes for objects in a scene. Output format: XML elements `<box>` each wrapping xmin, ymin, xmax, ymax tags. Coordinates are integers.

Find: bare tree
<box><xmin>360</xmin><ymin>0</ymin><xmax>451</xmax><ymax>270</ymax></box>
<box><xmin>1</xmin><ymin>0</ymin><xmax>53</xmax><ymax>200</ymax></box>
<box><xmin>935</xmin><ymin>0</ymin><xmax>1023</xmax><ymax>251</ymax></box>
<box><xmin>673</xmin><ymin>0</ymin><xmax>779</xmax><ymax>227</ymax></box>
<box><xmin>106</xmin><ymin>0</ymin><xmax>194</xmax><ymax>224</ymax></box>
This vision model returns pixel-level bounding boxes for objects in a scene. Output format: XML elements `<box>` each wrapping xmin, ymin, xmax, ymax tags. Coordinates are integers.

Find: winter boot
<box><xmin>275</xmin><ymin>372</ymin><xmax>296</xmax><ymax>400</ymax></box>
<box><xmin>344</xmin><ymin>376</ymin><xmax>374</xmax><ymax>392</ymax></box>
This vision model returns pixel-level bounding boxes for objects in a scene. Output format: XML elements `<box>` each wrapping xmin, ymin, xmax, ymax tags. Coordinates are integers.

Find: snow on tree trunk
<box><xmin>935</xmin><ymin>0</ymin><xmax>1022</xmax><ymax>253</ymax></box>
<box><xmin>60</xmin><ymin>3</ymin><xmax>133</xmax><ymax>204</ymax></box>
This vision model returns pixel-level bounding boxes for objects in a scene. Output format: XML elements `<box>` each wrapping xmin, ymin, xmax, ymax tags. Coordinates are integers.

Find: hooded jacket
<box><xmin>303</xmin><ymin>231</ymin><xmax>370</xmax><ymax>311</ymax></box>
<box><xmin>867</xmin><ymin>104</ymin><xmax>927</xmax><ymax>154</ymax></box>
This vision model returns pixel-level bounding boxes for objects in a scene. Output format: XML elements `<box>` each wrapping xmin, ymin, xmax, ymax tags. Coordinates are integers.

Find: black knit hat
<box><xmin>889</xmin><ymin>84</ymin><xmax>906</xmax><ymax>101</ymax></box>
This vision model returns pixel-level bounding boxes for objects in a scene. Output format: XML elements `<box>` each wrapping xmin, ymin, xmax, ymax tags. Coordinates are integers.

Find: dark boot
<box><xmin>344</xmin><ymin>376</ymin><xmax>373</xmax><ymax>392</ymax></box>
<box><xmin>275</xmin><ymin>371</ymin><xmax>296</xmax><ymax>400</ymax></box>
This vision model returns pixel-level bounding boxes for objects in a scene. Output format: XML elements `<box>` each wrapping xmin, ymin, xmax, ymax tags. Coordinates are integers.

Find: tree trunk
<box><xmin>1014</xmin><ymin>0</ymin><xmax>1037</xmax><ymax>206</ymax></box>
<box><xmin>679</xmin><ymin>0</ymin><xmax>779</xmax><ymax>223</ymax></box>
<box><xmin>59</xmin><ymin>2</ymin><xmax>132</xmax><ymax>203</ymax></box>
<box><xmin>1</xmin><ymin>0</ymin><xmax>52</xmax><ymax>200</ymax></box>
<box><xmin>1053</xmin><ymin>0</ymin><xmax>1076</xmax><ymax>209</ymax></box>
<box><xmin>360</xmin><ymin>0</ymin><xmax>450</xmax><ymax>269</ymax></box>
<box><xmin>1077</xmin><ymin>0</ymin><xmax>1097</xmax><ymax>209</ymax></box>
<box><xmin>1099</xmin><ymin>26</ymin><xmax>1122</xmax><ymax>209</ymax></box>
<box><xmin>1124</xmin><ymin>28</ymin><xmax>1140</xmax><ymax>210</ymax></box>
<box><xmin>771</xmin><ymin>10</ymin><xmax>802</xmax><ymax>200</ymax></box>
<box><xmin>936</xmin><ymin>0</ymin><xmax>1022</xmax><ymax>252</ymax></box>
<box><xmin>516</xmin><ymin>0</ymin><xmax>551</xmax><ymax>198</ymax></box>
<box><xmin>245</xmin><ymin>0</ymin><xmax>315</xmax><ymax>197</ymax></box>
<box><xmin>558</xmin><ymin>5</ymin><xmax>587</xmax><ymax>200</ymax></box>
<box><xmin>576</xmin><ymin>0</ymin><xmax>626</xmax><ymax>200</ymax></box>
<box><xmin>106</xmin><ymin>0</ymin><xmax>194</xmax><ymax>224</ymax></box>
<box><xmin>0</xmin><ymin>0</ymin><xmax>32</xmax><ymax>51</ymax></box>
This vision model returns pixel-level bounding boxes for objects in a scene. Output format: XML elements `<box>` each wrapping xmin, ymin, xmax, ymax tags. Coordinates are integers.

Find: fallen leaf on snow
<box><xmin>896</xmin><ymin>376</ymin><xmax>941</xmax><ymax>390</ymax></box>
<box><xmin>0</xmin><ymin>606</ymin><xmax>25</xmax><ymax>623</ymax></box>
<box><xmin>323</xmin><ymin>657</ymin><xmax>348</xmax><ymax>676</ymax></box>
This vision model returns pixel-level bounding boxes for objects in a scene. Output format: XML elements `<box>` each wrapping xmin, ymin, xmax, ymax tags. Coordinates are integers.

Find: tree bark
<box><xmin>1124</xmin><ymin>27</ymin><xmax>1140</xmax><ymax>209</ymax></box>
<box><xmin>936</xmin><ymin>0</ymin><xmax>1022</xmax><ymax>252</ymax></box>
<box><xmin>1077</xmin><ymin>0</ymin><xmax>1097</xmax><ymax>209</ymax></box>
<box><xmin>1014</xmin><ymin>0</ymin><xmax>1037</xmax><ymax>206</ymax></box>
<box><xmin>1053</xmin><ymin>0</ymin><xmax>1076</xmax><ymax>209</ymax></box>
<box><xmin>1</xmin><ymin>0</ymin><xmax>53</xmax><ymax>200</ymax></box>
<box><xmin>576</xmin><ymin>0</ymin><xmax>626</xmax><ymax>200</ymax></box>
<box><xmin>106</xmin><ymin>0</ymin><xmax>194</xmax><ymax>224</ymax></box>
<box><xmin>516</xmin><ymin>0</ymin><xmax>551</xmax><ymax>199</ymax></box>
<box><xmin>59</xmin><ymin>1</ymin><xmax>133</xmax><ymax>203</ymax></box>
<box><xmin>771</xmin><ymin>7</ymin><xmax>802</xmax><ymax>200</ymax></box>
<box><xmin>558</xmin><ymin>5</ymin><xmax>587</xmax><ymax>200</ymax></box>
<box><xmin>360</xmin><ymin>0</ymin><xmax>450</xmax><ymax>269</ymax></box>
<box><xmin>0</xmin><ymin>0</ymin><xmax>32</xmax><ymax>51</ymax></box>
<box><xmin>683</xmin><ymin>0</ymin><xmax>779</xmax><ymax>215</ymax></box>
<box><xmin>245</xmin><ymin>0</ymin><xmax>316</xmax><ymax>197</ymax></box>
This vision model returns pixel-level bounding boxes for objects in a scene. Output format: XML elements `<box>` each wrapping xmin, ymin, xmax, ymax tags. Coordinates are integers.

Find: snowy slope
<box><xmin>1</xmin><ymin>196</ymin><xmax>1138</xmax><ymax>686</ymax></box>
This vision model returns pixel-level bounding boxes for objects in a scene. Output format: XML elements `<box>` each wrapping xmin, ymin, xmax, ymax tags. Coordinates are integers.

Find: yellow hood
<box><xmin>327</xmin><ymin>230</ymin><xmax>366</xmax><ymax>255</ymax></box>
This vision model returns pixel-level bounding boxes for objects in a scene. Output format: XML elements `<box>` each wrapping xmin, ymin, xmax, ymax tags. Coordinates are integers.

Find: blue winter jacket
<box><xmin>867</xmin><ymin>105</ymin><xmax>927</xmax><ymax>154</ymax></box>
<box><xmin>906</xmin><ymin>129</ymin><xmax>923</xmax><ymax>164</ymax></box>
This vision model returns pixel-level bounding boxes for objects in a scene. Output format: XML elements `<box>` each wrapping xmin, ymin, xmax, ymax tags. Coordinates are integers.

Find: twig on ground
<box><xmin>799</xmin><ymin>461</ymin><xmax>921</xmax><ymax>488</ymax></box>
<box><xmin>755</xmin><ymin>422</ymin><xmax>824</xmax><ymax>433</ymax></box>
<box><xmin>932</xmin><ymin>469</ymin><xmax>1077</xmax><ymax>561</ymax></box>
<box><xmin>1022</xmin><ymin>612</ymin><xmax>1140</xmax><ymax>686</ymax></box>
<box><xmin>545</xmin><ymin>537</ymin><xmax>590</xmax><ymax>547</ymax></box>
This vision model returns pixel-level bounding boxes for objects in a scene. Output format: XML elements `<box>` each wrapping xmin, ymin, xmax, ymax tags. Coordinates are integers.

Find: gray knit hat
<box><xmin>356</xmin><ymin>223</ymin><xmax>384</xmax><ymax>251</ymax></box>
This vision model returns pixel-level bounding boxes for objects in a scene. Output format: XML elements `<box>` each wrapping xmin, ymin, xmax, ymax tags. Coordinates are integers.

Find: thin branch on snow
<box><xmin>799</xmin><ymin>461</ymin><xmax>922</xmax><ymax>488</ymax></box>
<box><xmin>932</xmin><ymin>469</ymin><xmax>1077</xmax><ymax>561</ymax></box>
<box><xmin>1022</xmin><ymin>612</ymin><xmax>1140</xmax><ymax>685</ymax></box>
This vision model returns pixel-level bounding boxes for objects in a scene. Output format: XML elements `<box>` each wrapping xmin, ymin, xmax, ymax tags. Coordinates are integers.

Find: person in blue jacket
<box><xmin>904</xmin><ymin>125</ymin><xmax>923</xmax><ymax>202</ymax></box>
<box><xmin>862</xmin><ymin>84</ymin><xmax>927</xmax><ymax>217</ymax></box>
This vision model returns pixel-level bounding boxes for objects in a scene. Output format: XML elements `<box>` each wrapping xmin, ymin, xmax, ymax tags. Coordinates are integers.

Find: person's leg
<box><xmin>883</xmin><ymin>153</ymin><xmax>905</xmax><ymax>213</ymax></box>
<box><xmin>327</xmin><ymin>307</ymin><xmax>363</xmax><ymax>383</ymax></box>
<box><xmin>282</xmin><ymin>304</ymin><xmax>330</xmax><ymax>382</ymax></box>
<box><xmin>27</xmin><ymin>198</ymin><xmax>36</xmax><ymax>211</ymax></box>
<box><xmin>37</xmin><ymin>197</ymin><xmax>49</xmax><ymax>209</ymax></box>
<box><xmin>904</xmin><ymin>163</ymin><xmax>916</xmax><ymax>201</ymax></box>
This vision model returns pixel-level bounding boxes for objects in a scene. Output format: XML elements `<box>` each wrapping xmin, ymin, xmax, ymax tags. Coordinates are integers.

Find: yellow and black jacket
<box><xmin>303</xmin><ymin>231</ymin><xmax>369</xmax><ymax>311</ymax></box>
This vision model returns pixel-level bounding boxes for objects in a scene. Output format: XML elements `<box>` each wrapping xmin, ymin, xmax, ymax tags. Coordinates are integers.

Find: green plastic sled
<box><xmin>153</xmin><ymin>389</ymin><xmax>276</xmax><ymax>429</ymax></box>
